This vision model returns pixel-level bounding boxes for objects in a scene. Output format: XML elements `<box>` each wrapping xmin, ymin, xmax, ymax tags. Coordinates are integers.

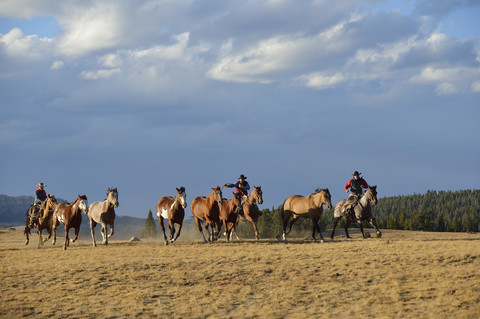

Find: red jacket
<box><xmin>344</xmin><ymin>178</ymin><xmax>368</xmax><ymax>193</ymax></box>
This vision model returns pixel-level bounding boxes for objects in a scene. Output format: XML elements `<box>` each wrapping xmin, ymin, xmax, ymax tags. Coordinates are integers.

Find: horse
<box><xmin>87</xmin><ymin>188</ymin><xmax>118</xmax><ymax>247</ymax></box>
<box><xmin>156</xmin><ymin>187</ymin><xmax>187</xmax><ymax>245</ymax></box>
<box><xmin>191</xmin><ymin>186</ymin><xmax>223</xmax><ymax>243</ymax></box>
<box><xmin>330</xmin><ymin>186</ymin><xmax>381</xmax><ymax>239</ymax></box>
<box><xmin>219</xmin><ymin>192</ymin><xmax>241</xmax><ymax>241</ymax></box>
<box><xmin>52</xmin><ymin>195</ymin><xmax>88</xmax><ymax>250</ymax></box>
<box><xmin>239</xmin><ymin>186</ymin><xmax>264</xmax><ymax>240</ymax></box>
<box><xmin>24</xmin><ymin>194</ymin><xmax>58</xmax><ymax>248</ymax></box>
<box><xmin>279</xmin><ymin>188</ymin><xmax>332</xmax><ymax>242</ymax></box>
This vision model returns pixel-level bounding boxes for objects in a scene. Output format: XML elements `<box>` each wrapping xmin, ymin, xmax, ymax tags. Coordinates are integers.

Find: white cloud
<box><xmin>298</xmin><ymin>72</ymin><xmax>346</xmax><ymax>90</ymax></box>
<box><xmin>56</xmin><ymin>3</ymin><xmax>124</xmax><ymax>57</ymax></box>
<box><xmin>50</xmin><ymin>60</ymin><xmax>64</xmax><ymax>69</ymax></box>
<box><xmin>80</xmin><ymin>68</ymin><xmax>121</xmax><ymax>80</ymax></box>
<box><xmin>0</xmin><ymin>27</ymin><xmax>53</xmax><ymax>59</ymax></box>
<box><xmin>472</xmin><ymin>81</ymin><xmax>480</xmax><ymax>92</ymax></box>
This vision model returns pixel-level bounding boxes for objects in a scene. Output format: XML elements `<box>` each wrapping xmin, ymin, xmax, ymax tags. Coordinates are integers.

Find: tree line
<box><xmin>141</xmin><ymin>189</ymin><xmax>480</xmax><ymax>238</ymax></box>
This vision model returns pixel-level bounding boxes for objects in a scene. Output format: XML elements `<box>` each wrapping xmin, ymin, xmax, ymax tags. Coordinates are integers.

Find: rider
<box><xmin>30</xmin><ymin>182</ymin><xmax>47</xmax><ymax>227</ymax></box>
<box><xmin>224</xmin><ymin>174</ymin><xmax>250</xmax><ymax>214</ymax></box>
<box><xmin>343</xmin><ymin>171</ymin><xmax>369</xmax><ymax>218</ymax></box>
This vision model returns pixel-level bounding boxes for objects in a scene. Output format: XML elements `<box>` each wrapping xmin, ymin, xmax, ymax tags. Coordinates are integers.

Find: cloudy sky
<box><xmin>1</xmin><ymin>0</ymin><xmax>479</xmax><ymax>219</ymax></box>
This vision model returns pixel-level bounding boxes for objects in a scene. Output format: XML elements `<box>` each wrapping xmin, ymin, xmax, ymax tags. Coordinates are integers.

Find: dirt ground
<box><xmin>1</xmin><ymin>227</ymin><xmax>480</xmax><ymax>318</ymax></box>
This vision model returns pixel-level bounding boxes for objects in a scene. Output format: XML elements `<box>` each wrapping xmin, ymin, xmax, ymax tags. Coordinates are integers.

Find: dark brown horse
<box><xmin>24</xmin><ymin>194</ymin><xmax>58</xmax><ymax>248</ymax></box>
<box><xmin>219</xmin><ymin>192</ymin><xmax>241</xmax><ymax>241</ymax></box>
<box><xmin>191</xmin><ymin>186</ymin><xmax>223</xmax><ymax>243</ymax></box>
<box><xmin>331</xmin><ymin>186</ymin><xmax>381</xmax><ymax>239</ymax></box>
<box><xmin>52</xmin><ymin>195</ymin><xmax>88</xmax><ymax>250</ymax></box>
<box><xmin>240</xmin><ymin>186</ymin><xmax>263</xmax><ymax>240</ymax></box>
<box><xmin>87</xmin><ymin>188</ymin><xmax>118</xmax><ymax>247</ymax></box>
<box><xmin>280</xmin><ymin>188</ymin><xmax>332</xmax><ymax>242</ymax></box>
<box><xmin>156</xmin><ymin>187</ymin><xmax>187</xmax><ymax>245</ymax></box>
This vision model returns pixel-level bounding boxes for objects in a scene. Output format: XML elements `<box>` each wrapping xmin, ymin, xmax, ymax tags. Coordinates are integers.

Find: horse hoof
<box><xmin>164</xmin><ymin>241</ymin><xmax>169</xmax><ymax>245</ymax></box>
<box><xmin>320</xmin><ymin>239</ymin><xmax>324</xmax><ymax>243</ymax></box>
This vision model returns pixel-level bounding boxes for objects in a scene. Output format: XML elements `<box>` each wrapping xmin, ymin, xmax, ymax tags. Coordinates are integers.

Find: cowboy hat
<box><xmin>238</xmin><ymin>174</ymin><xmax>247</xmax><ymax>180</ymax></box>
<box><xmin>37</xmin><ymin>182</ymin><xmax>46</xmax><ymax>187</ymax></box>
<box><xmin>353</xmin><ymin>171</ymin><xmax>361</xmax><ymax>176</ymax></box>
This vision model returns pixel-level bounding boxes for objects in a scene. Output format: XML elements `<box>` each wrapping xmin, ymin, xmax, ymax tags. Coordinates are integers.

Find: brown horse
<box><xmin>87</xmin><ymin>188</ymin><xmax>119</xmax><ymax>247</ymax></box>
<box><xmin>280</xmin><ymin>188</ymin><xmax>332</xmax><ymax>242</ymax></box>
<box><xmin>52</xmin><ymin>195</ymin><xmax>88</xmax><ymax>250</ymax></box>
<box><xmin>24</xmin><ymin>194</ymin><xmax>58</xmax><ymax>247</ymax></box>
<box><xmin>156</xmin><ymin>187</ymin><xmax>187</xmax><ymax>245</ymax></box>
<box><xmin>191</xmin><ymin>186</ymin><xmax>223</xmax><ymax>243</ymax></box>
<box><xmin>331</xmin><ymin>186</ymin><xmax>381</xmax><ymax>239</ymax></box>
<box><xmin>219</xmin><ymin>192</ymin><xmax>241</xmax><ymax>241</ymax></box>
<box><xmin>239</xmin><ymin>186</ymin><xmax>264</xmax><ymax>240</ymax></box>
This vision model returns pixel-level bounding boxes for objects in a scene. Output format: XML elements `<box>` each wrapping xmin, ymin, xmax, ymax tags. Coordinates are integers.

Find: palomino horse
<box><xmin>219</xmin><ymin>192</ymin><xmax>241</xmax><ymax>241</ymax></box>
<box><xmin>24</xmin><ymin>194</ymin><xmax>58</xmax><ymax>248</ymax></box>
<box><xmin>280</xmin><ymin>188</ymin><xmax>332</xmax><ymax>242</ymax></box>
<box><xmin>87</xmin><ymin>188</ymin><xmax>119</xmax><ymax>247</ymax></box>
<box><xmin>52</xmin><ymin>195</ymin><xmax>88</xmax><ymax>250</ymax></box>
<box><xmin>191</xmin><ymin>186</ymin><xmax>223</xmax><ymax>243</ymax></box>
<box><xmin>239</xmin><ymin>186</ymin><xmax>264</xmax><ymax>240</ymax></box>
<box><xmin>156</xmin><ymin>187</ymin><xmax>187</xmax><ymax>245</ymax></box>
<box><xmin>331</xmin><ymin>186</ymin><xmax>381</xmax><ymax>239</ymax></box>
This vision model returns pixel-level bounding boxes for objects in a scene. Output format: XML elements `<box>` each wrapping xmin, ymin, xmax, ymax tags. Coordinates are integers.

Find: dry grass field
<box><xmin>1</xmin><ymin>227</ymin><xmax>480</xmax><ymax>318</ymax></box>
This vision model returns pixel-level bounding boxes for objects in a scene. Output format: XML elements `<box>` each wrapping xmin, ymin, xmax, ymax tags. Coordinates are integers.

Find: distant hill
<box><xmin>0</xmin><ymin>194</ymin><xmax>147</xmax><ymax>239</ymax></box>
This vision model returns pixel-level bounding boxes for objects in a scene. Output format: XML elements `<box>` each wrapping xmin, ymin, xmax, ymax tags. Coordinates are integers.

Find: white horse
<box><xmin>87</xmin><ymin>188</ymin><xmax>119</xmax><ymax>246</ymax></box>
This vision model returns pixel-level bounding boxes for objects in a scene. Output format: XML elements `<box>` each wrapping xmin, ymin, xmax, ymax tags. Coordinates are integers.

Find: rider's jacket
<box><xmin>344</xmin><ymin>178</ymin><xmax>368</xmax><ymax>196</ymax></box>
<box><xmin>34</xmin><ymin>188</ymin><xmax>47</xmax><ymax>204</ymax></box>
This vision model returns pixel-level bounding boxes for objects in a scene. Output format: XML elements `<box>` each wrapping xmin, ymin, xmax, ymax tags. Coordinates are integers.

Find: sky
<box><xmin>1</xmin><ymin>0</ymin><xmax>479</xmax><ymax>219</ymax></box>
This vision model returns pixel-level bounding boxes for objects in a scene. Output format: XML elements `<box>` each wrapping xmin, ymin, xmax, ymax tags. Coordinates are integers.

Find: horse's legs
<box><xmin>369</xmin><ymin>218</ymin><xmax>382</xmax><ymax>237</ymax></box>
<box><xmin>172</xmin><ymin>221</ymin><xmax>182</xmax><ymax>242</ymax></box>
<box><xmin>100</xmin><ymin>223</ymin><xmax>108</xmax><ymax>245</ymax></box>
<box><xmin>168</xmin><ymin>220</ymin><xmax>175</xmax><ymax>242</ymax></box>
<box><xmin>72</xmin><ymin>226</ymin><xmax>80</xmax><ymax>243</ymax></box>
<box><xmin>232</xmin><ymin>219</ymin><xmax>240</xmax><ymax>240</ymax></box>
<box><xmin>281</xmin><ymin>210</ymin><xmax>293</xmax><ymax>240</ymax></box>
<box><xmin>286</xmin><ymin>215</ymin><xmax>299</xmax><ymax>236</ymax></box>
<box><xmin>344</xmin><ymin>220</ymin><xmax>352</xmax><ymax>239</ymax></box>
<box><xmin>194</xmin><ymin>218</ymin><xmax>207</xmax><ymax>244</ymax></box>
<box><xmin>52</xmin><ymin>220</ymin><xmax>57</xmax><ymax>245</ymax></box>
<box><xmin>107</xmin><ymin>223</ymin><xmax>114</xmax><ymax>238</ymax></box>
<box><xmin>359</xmin><ymin>222</ymin><xmax>366</xmax><ymax>239</ymax></box>
<box><xmin>158</xmin><ymin>217</ymin><xmax>169</xmax><ymax>245</ymax></box>
<box><xmin>37</xmin><ymin>228</ymin><xmax>44</xmax><ymax>248</ymax></box>
<box><xmin>63</xmin><ymin>226</ymin><xmax>69</xmax><ymax>250</ymax></box>
<box><xmin>90</xmin><ymin>218</ymin><xmax>97</xmax><ymax>247</ymax></box>
<box><xmin>312</xmin><ymin>218</ymin><xmax>324</xmax><ymax>243</ymax></box>
<box><xmin>24</xmin><ymin>225</ymin><xmax>30</xmax><ymax>245</ymax></box>
<box><xmin>330</xmin><ymin>217</ymin><xmax>341</xmax><ymax>239</ymax></box>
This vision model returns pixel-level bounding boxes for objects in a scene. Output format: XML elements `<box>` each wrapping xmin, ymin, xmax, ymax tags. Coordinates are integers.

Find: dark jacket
<box><xmin>34</xmin><ymin>188</ymin><xmax>47</xmax><ymax>204</ymax></box>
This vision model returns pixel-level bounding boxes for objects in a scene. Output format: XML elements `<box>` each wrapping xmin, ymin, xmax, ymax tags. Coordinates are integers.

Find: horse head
<box><xmin>212</xmin><ymin>186</ymin><xmax>223</xmax><ymax>204</ymax></box>
<box><xmin>176</xmin><ymin>187</ymin><xmax>187</xmax><ymax>208</ymax></box>
<box><xmin>46</xmin><ymin>194</ymin><xmax>58</xmax><ymax>210</ymax></box>
<box><xmin>107</xmin><ymin>188</ymin><xmax>119</xmax><ymax>208</ymax></box>
<box><xmin>251</xmin><ymin>186</ymin><xmax>263</xmax><ymax>205</ymax></box>
<box><xmin>313</xmin><ymin>188</ymin><xmax>332</xmax><ymax>209</ymax></box>
<box><xmin>367</xmin><ymin>186</ymin><xmax>378</xmax><ymax>205</ymax></box>
<box><xmin>78</xmin><ymin>195</ymin><xmax>89</xmax><ymax>214</ymax></box>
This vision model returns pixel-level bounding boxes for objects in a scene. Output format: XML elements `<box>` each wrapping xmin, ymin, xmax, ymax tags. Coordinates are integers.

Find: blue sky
<box><xmin>1</xmin><ymin>0</ymin><xmax>479</xmax><ymax>219</ymax></box>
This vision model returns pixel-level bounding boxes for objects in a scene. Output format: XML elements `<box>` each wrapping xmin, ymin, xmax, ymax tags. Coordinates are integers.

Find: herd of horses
<box><xmin>24</xmin><ymin>184</ymin><xmax>381</xmax><ymax>249</ymax></box>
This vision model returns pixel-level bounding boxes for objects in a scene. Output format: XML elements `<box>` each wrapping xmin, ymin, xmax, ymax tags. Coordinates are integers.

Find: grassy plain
<box><xmin>1</xmin><ymin>227</ymin><xmax>480</xmax><ymax>318</ymax></box>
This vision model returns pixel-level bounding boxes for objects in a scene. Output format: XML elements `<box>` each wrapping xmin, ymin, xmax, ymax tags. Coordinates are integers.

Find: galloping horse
<box><xmin>331</xmin><ymin>186</ymin><xmax>381</xmax><ymax>239</ymax></box>
<box><xmin>191</xmin><ymin>186</ymin><xmax>223</xmax><ymax>243</ymax></box>
<box><xmin>156</xmin><ymin>187</ymin><xmax>187</xmax><ymax>245</ymax></box>
<box><xmin>24</xmin><ymin>194</ymin><xmax>58</xmax><ymax>247</ymax></box>
<box><xmin>87</xmin><ymin>188</ymin><xmax>118</xmax><ymax>247</ymax></box>
<box><xmin>219</xmin><ymin>192</ymin><xmax>241</xmax><ymax>241</ymax></box>
<box><xmin>240</xmin><ymin>186</ymin><xmax>264</xmax><ymax>240</ymax></box>
<box><xmin>52</xmin><ymin>195</ymin><xmax>88</xmax><ymax>250</ymax></box>
<box><xmin>280</xmin><ymin>188</ymin><xmax>332</xmax><ymax>242</ymax></box>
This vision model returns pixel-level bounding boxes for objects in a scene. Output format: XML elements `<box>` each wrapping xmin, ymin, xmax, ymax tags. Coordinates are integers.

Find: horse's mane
<box><xmin>312</xmin><ymin>188</ymin><xmax>329</xmax><ymax>195</ymax></box>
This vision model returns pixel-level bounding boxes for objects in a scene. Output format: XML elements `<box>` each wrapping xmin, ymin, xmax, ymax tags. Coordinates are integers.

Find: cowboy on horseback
<box><xmin>224</xmin><ymin>174</ymin><xmax>250</xmax><ymax>214</ymax></box>
<box><xmin>343</xmin><ymin>171</ymin><xmax>369</xmax><ymax>219</ymax></box>
<box><xmin>28</xmin><ymin>182</ymin><xmax>47</xmax><ymax>227</ymax></box>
